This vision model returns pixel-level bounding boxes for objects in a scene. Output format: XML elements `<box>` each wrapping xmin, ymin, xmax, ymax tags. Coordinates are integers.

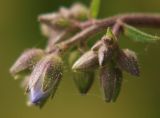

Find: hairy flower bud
<box><xmin>10</xmin><ymin>48</ymin><xmax>44</xmax><ymax>79</ymax></box>
<box><xmin>98</xmin><ymin>45</ymin><xmax>113</xmax><ymax>66</ymax></box>
<box><xmin>117</xmin><ymin>49</ymin><xmax>140</xmax><ymax>76</ymax></box>
<box><xmin>27</xmin><ymin>54</ymin><xmax>63</xmax><ymax>107</ymax></box>
<box><xmin>100</xmin><ymin>65</ymin><xmax>123</xmax><ymax>102</ymax></box>
<box><xmin>73</xmin><ymin>71</ymin><xmax>94</xmax><ymax>94</ymax></box>
<box><xmin>39</xmin><ymin>13</ymin><xmax>61</xmax><ymax>37</ymax></box>
<box><xmin>39</xmin><ymin>13</ymin><xmax>70</xmax><ymax>29</ymax></box>
<box><xmin>40</xmin><ymin>23</ymin><xmax>52</xmax><ymax>37</ymax></box>
<box><xmin>70</xmin><ymin>3</ymin><xmax>89</xmax><ymax>21</ymax></box>
<box><xmin>54</xmin><ymin>17</ymin><xmax>71</xmax><ymax>28</ymax></box>
<box><xmin>92</xmin><ymin>28</ymin><xmax>118</xmax><ymax>66</ymax></box>
<box><xmin>69</xmin><ymin>51</ymin><xmax>94</xmax><ymax>94</ymax></box>
<box><xmin>59</xmin><ymin>7</ymin><xmax>71</xmax><ymax>19</ymax></box>
<box><xmin>38</xmin><ymin>13</ymin><xmax>59</xmax><ymax>22</ymax></box>
<box><xmin>92</xmin><ymin>27</ymin><xmax>118</xmax><ymax>52</ymax></box>
<box><xmin>112</xmin><ymin>68</ymin><xmax>123</xmax><ymax>102</ymax></box>
<box><xmin>72</xmin><ymin>51</ymin><xmax>98</xmax><ymax>71</ymax></box>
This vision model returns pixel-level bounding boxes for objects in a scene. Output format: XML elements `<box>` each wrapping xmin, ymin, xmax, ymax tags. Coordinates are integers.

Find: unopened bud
<box><xmin>38</xmin><ymin>13</ymin><xmax>61</xmax><ymax>37</ymax></box>
<box><xmin>59</xmin><ymin>7</ymin><xmax>71</xmax><ymax>19</ymax></box>
<box><xmin>91</xmin><ymin>28</ymin><xmax>117</xmax><ymax>52</ymax></box>
<box><xmin>73</xmin><ymin>71</ymin><xmax>94</xmax><ymax>95</ymax></box>
<box><xmin>112</xmin><ymin>68</ymin><xmax>123</xmax><ymax>102</ymax></box>
<box><xmin>54</xmin><ymin>17</ymin><xmax>71</xmax><ymax>28</ymax></box>
<box><xmin>98</xmin><ymin>45</ymin><xmax>112</xmax><ymax>66</ymax></box>
<box><xmin>70</xmin><ymin>3</ymin><xmax>89</xmax><ymax>21</ymax></box>
<box><xmin>100</xmin><ymin>28</ymin><xmax>118</xmax><ymax>48</ymax></box>
<box><xmin>72</xmin><ymin>51</ymin><xmax>98</xmax><ymax>71</ymax></box>
<box><xmin>117</xmin><ymin>49</ymin><xmax>140</xmax><ymax>76</ymax></box>
<box><xmin>39</xmin><ymin>13</ymin><xmax>70</xmax><ymax>29</ymax></box>
<box><xmin>38</xmin><ymin>13</ymin><xmax>58</xmax><ymax>22</ymax></box>
<box><xmin>40</xmin><ymin>23</ymin><xmax>52</xmax><ymax>37</ymax></box>
<box><xmin>100</xmin><ymin>65</ymin><xmax>123</xmax><ymax>102</ymax></box>
<box><xmin>69</xmin><ymin>51</ymin><xmax>94</xmax><ymax>94</ymax></box>
<box><xmin>27</xmin><ymin>54</ymin><xmax>63</xmax><ymax>107</ymax></box>
<box><xmin>10</xmin><ymin>48</ymin><xmax>44</xmax><ymax>79</ymax></box>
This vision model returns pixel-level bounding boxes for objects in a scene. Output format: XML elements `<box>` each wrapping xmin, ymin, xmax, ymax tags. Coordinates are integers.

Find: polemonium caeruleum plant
<box><xmin>10</xmin><ymin>0</ymin><xmax>160</xmax><ymax>108</ymax></box>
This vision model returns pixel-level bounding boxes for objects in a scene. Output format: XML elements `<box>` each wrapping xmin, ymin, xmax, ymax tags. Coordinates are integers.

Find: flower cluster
<box><xmin>72</xmin><ymin>28</ymin><xmax>139</xmax><ymax>102</ymax></box>
<box><xmin>10</xmin><ymin>49</ymin><xmax>63</xmax><ymax>108</ymax></box>
<box><xmin>38</xmin><ymin>3</ymin><xmax>89</xmax><ymax>52</ymax></box>
<box><xmin>10</xmin><ymin>2</ymin><xmax>160</xmax><ymax>108</ymax></box>
<box><xmin>10</xmin><ymin>3</ymin><xmax>90</xmax><ymax>108</ymax></box>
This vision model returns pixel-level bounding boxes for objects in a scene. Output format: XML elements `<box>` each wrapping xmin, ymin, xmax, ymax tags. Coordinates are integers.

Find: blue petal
<box><xmin>30</xmin><ymin>89</ymin><xmax>44</xmax><ymax>104</ymax></box>
<box><xmin>29</xmin><ymin>79</ymin><xmax>48</xmax><ymax>104</ymax></box>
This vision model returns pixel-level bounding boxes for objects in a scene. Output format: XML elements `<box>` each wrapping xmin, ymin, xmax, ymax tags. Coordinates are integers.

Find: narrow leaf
<box><xmin>123</xmin><ymin>24</ymin><xmax>160</xmax><ymax>43</ymax></box>
<box><xmin>90</xmin><ymin>0</ymin><xmax>101</xmax><ymax>18</ymax></box>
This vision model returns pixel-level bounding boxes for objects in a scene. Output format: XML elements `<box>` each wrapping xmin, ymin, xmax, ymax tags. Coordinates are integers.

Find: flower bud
<box><xmin>100</xmin><ymin>65</ymin><xmax>123</xmax><ymax>102</ymax></box>
<box><xmin>73</xmin><ymin>71</ymin><xmax>94</xmax><ymax>95</ymax></box>
<box><xmin>40</xmin><ymin>23</ymin><xmax>62</xmax><ymax>39</ymax></box>
<box><xmin>27</xmin><ymin>54</ymin><xmax>63</xmax><ymax>107</ymax></box>
<box><xmin>98</xmin><ymin>45</ymin><xmax>112</xmax><ymax>66</ymax></box>
<box><xmin>72</xmin><ymin>51</ymin><xmax>98</xmax><ymax>71</ymax></box>
<box><xmin>117</xmin><ymin>49</ymin><xmax>140</xmax><ymax>76</ymax></box>
<box><xmin>112</xmin><ymin>68</ymin><xmax>123</xmax><ymax>102</ymax></box>
<box><xmin>38</xmin><ymin>13</ymin><xmax>59</xmax><ymax>22</ymax></box>
<box><xmin>70</xmin><ymin>3</ymin><xmax>89</xmax><ymax>21</ymax></box>
<box><xmin>59</xmin><ymin>7</ymin><xmax>71</xmax><ymax>19</ymax></box>
<box><xmin>39</xmin><ymin>13</ymin><xmax>61</xmax><ymax>37</ymax></box>
<box><xmin>69</xmin><ymin>51</ymin><xmax>94</xmax><ymax>94</ymax></box>
<box><xmin>54</xmin><ymin>17</ymin><xmax>71</xmax><ymax>28</ymax></box>
<box><xmin>10</xmin><ymin>48</ymin><xmax>44</xmax><ymax>79</ymax></box>
<box><xmin>40</xmin><ymin>23</ymin><xmax>52</xmax><ymax>37</ymax></box>
<box><xmin>39</xmin><ymin>13</ymin><xmax>70</xmax><ymax>29</ymax></box>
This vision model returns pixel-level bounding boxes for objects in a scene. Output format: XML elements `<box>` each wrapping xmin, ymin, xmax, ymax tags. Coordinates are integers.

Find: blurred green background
<box><xmin>0</xmin><ymin>0</ymin><xmax>160</xmax><ymax>118</ymax></box>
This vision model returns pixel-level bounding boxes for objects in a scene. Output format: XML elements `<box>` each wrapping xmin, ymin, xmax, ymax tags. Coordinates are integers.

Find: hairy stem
<box><xmin>46</xmin><ymin>13</ymin><xmax>160</xmax><ymax>53</ymax></box>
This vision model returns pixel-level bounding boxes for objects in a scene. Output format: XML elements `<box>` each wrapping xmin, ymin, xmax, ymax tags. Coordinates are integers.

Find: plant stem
<box><xmin>46</xmin><ymin>13</ymin><xmax>160</xmax><ymax>53</ymax></box>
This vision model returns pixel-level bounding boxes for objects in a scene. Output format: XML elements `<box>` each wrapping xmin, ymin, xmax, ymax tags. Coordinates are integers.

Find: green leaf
<box><xmin>90</xmin><ymin>0</ymin><xmax>101</xmax><ymax>18</ymax></box>
<box><xmin>123</xmin><ymin>24</ymin><xmax>160</xmax><ymax>43</ymax></box>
